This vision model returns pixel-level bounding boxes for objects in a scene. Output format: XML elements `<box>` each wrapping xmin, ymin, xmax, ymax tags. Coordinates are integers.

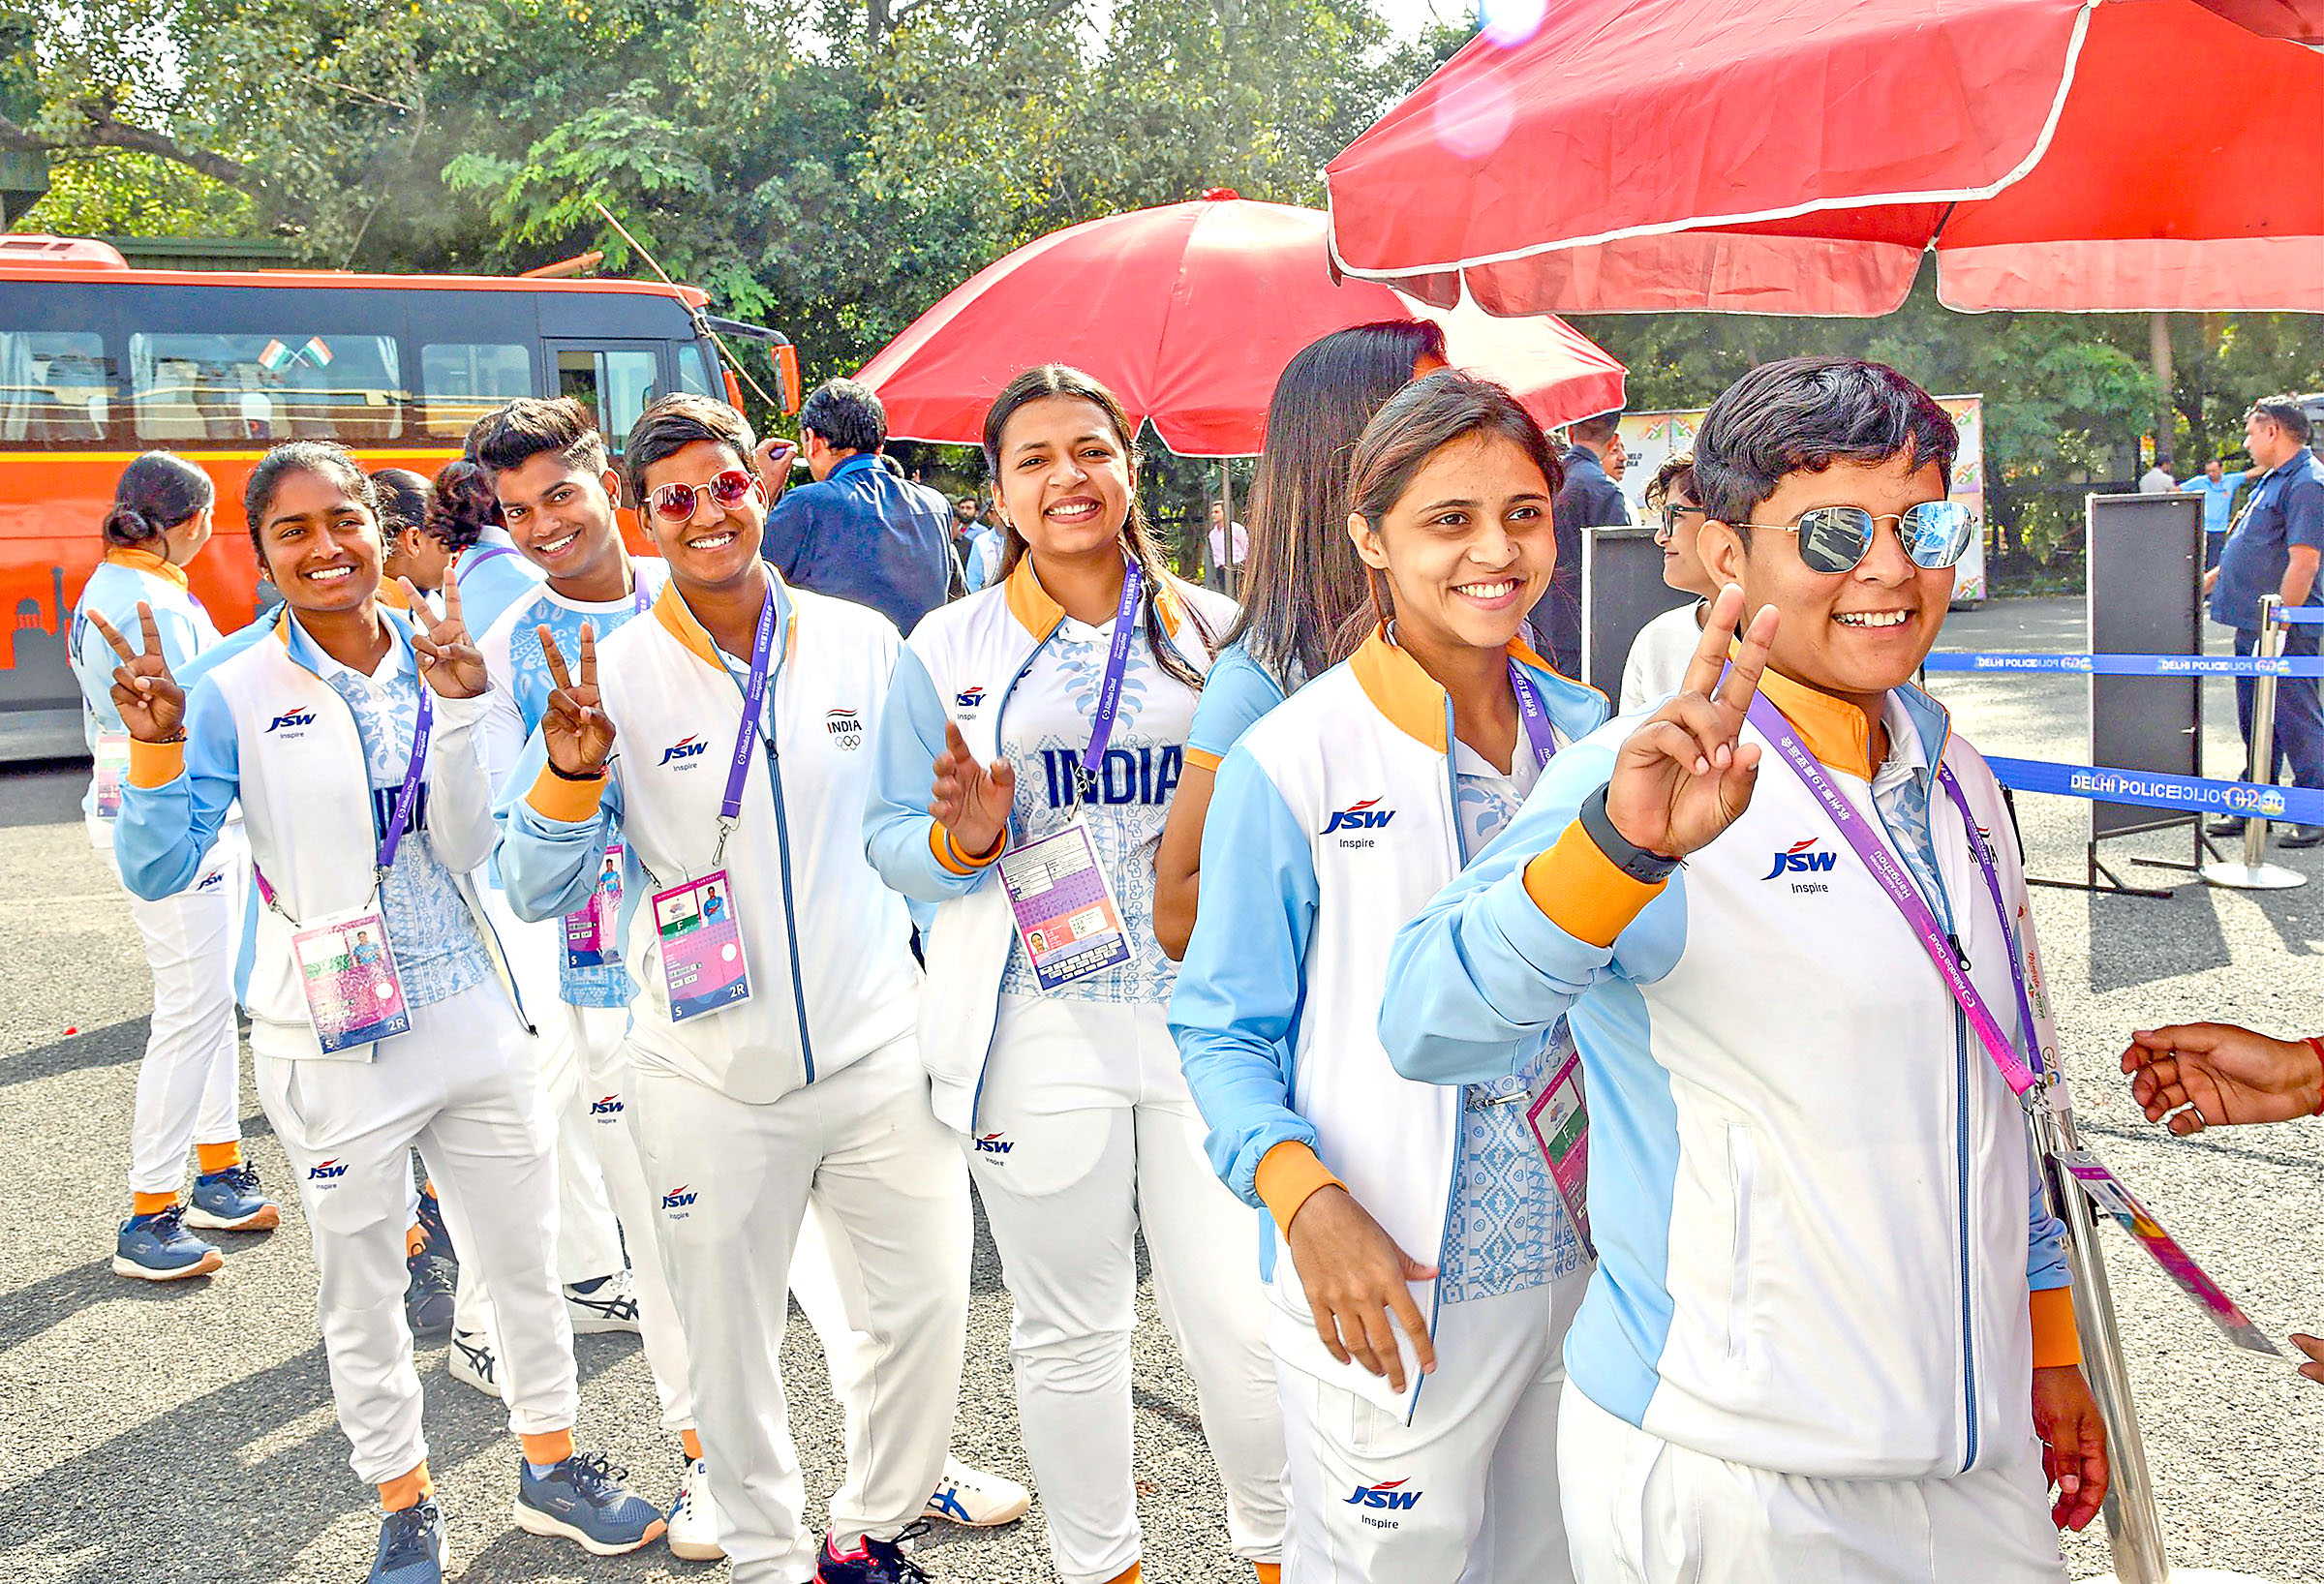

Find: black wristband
<box><xmin>1578</xmin><ymin>784</ymin><xmax>1680</xmax><ymax>883</ymax></box>
<box><xmin>546</xmin><ymin>757</ymin><xmax>607</xmax><ymax>783</ymax></box>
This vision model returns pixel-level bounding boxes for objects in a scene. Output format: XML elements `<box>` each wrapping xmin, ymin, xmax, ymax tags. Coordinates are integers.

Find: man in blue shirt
<box><xmin>2178</xmin><ymin>458</ymin><xmax>2248</xmax><ymax>569</ymax></box>
<box><xmin>760</xmin><ymin>379</ymin><xmax>953</xmax><ymax>636</ymax></box>
<box><xmin>2207</xmin><ymin>397</ymin><xmax>2324</xmax><ymax>845</ymax></box>
<box><xmin>1524</xmin><ymin>410</ymin><xmax>1629</xmax><ymax>679</ymax></box>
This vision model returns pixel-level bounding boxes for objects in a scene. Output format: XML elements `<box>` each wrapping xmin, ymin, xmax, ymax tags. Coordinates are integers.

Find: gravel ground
<box><xmin>1</xmin><ymin>594</ymin><xmax>2319</xmax><ymax>1583</ymax></box>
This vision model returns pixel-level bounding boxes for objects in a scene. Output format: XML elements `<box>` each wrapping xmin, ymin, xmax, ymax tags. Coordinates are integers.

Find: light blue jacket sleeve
<box><xmin>495</xmin><ymin>723</ymin><xmax>627</xmax><ymax>924</ymax></box>
<box><xmin>1168</xmin><ymin>746</ymin><xmax>1321</xmax><ymax>1207</ymax></box>
<box><xmin>70</xmin><ymin>584</ymin><xmax>204</xmax><ymax>734</ymax></box>
<box><xmin>2025</xmin><ymin>1133</ymin><xmax>2070</xmax><ymax>1294</ymax></box>
<box><xmin>114</xmin><ymin>678</ymin><xmax>240</xmax><ymax>900</ymax></box>
<box><xmin>1184</xmin><ymin>644</ymin><xmax>1286</xmax><ymax>766</ymax></box>
<box><xmin>1380</xmin><ymin>738</ymin><xmax>1640</xmax><ymax>1085</ymax></box>
<box><xmin>863</xmin><ymin>644</ymin><xmax>990</xmax><ymax>904</ymax></box>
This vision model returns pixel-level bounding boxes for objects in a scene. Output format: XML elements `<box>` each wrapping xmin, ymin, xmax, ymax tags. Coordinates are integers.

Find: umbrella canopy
<box><xmin>856</xmin><ymin>191</ymin><xmax>1627</xmax><ymax>457</ymax></box>
<box><xmin>1323</xmin><ymin>0</ymin><xmax>2324</xmax><ymax>315</ymax></box>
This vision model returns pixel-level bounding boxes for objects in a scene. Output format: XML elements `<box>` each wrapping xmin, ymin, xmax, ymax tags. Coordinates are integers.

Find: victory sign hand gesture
<box><xmin>539</xmin><ymin>624</ymin><xmax>616</xmax><ymax>777</ymax></box>
<box><xmin>930</xmin><ymin>719</ymin><xmax>1015</xmax><ymax>857</ymax></box>
<box><xmin>405</xmin><ymin>576</ymin><xmax>489</xmax><ymax>699</ymax></box>
<box><xmin>1605</xmin><ymin>584</ymin><xmax>1782</xmax><ymax>860</ymax></box>
<box><xmin>85</xmin><ymin>603</ymin><xmax>187</xmax><ymax>743</ymax></box>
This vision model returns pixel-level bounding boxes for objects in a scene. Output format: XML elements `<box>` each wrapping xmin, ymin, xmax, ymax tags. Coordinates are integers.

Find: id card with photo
<box><xmin>2056</xmin><ymin>1147</ymin><xmax>2279</xmax><ymax>1356</ymax></box>
<box><xmin>1525</xmin><ymin>1025</ymin><xmax>1594</xmax><ymax>1263</ymax></box>
<box><xmin>93</xmin><ymin>731</ymin><xmax>131</xmax><ymax>820</ymax></box>
<box><xmin>998</xmin><ymin>820</ymin><xmax>1134</xmax><ymax>991</ymax></box>
<box><xmin>290</xmin><ymin>906</ymin><xmax>412</xmax><ymax>1055</ymax></box>
<box><xmin>564</xmin><ymin>841</ymin><xmax>625</xmax><ymax>970</ymax></box>
<box><xmin>652</xmin><ymin>868</ymin><xmax>750</xmax><ymax>1022</ymax></box>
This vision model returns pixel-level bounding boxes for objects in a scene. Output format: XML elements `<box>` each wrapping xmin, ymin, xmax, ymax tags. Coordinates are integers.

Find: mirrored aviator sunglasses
<box><xmin>648</xmin><ymin>468</ymin><xmax>754</xmax><ymax>524</ymax></box>
<box><xmin>1776</xmin><ymin>501</ymin><xmax>1976</xmax><ymax>575</ymax></box>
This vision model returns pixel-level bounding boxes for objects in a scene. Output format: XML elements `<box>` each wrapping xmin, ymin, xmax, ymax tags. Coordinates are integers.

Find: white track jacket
<box><xmin>1378</xmin><ymin>670</ymin><xmax>2080</xmax><ymax>1480</ymax></box>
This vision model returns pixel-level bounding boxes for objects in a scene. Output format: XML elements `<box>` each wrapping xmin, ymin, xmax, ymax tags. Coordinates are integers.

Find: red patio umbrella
<box><xmin>855</xmin><ymin>191</ymin><xmax>1627</xmax><ymax>456</ymax></box>
<box><xmin>1322</xmin><ymin>0</ymin><xmax>2324</xmax><ymax>315</ymax></box>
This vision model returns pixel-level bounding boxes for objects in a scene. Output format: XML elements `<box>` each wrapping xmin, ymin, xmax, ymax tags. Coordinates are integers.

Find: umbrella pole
<box><xmin>1219</xmin><ymin>460</ymin><xmax>1236</xmax><ymax>595</ymax></box>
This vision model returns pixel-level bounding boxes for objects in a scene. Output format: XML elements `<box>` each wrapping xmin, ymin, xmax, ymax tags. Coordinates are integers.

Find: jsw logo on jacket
<box><xmin>1170</xmin><ymin>630</ymin><xmax>1606</xmax><ymax>1420</ymax></box>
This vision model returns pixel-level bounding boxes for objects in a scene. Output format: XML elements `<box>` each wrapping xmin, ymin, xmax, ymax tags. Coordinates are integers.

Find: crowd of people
<box><xmin>60</xmin><ymin>329</ymin><xmax>2324</xmax><ymax>1584</ymax></box>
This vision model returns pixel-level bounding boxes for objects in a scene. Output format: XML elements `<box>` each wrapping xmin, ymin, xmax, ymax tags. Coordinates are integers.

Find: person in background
<box><xmin>2118</xmin><ymin>1020</ymin><xmax>2324</xmax><ymax>1382</ymax></box>
<box><xmin>2204</xmin><ymin>397</ymin><xmax>2324</xmax><ymax>848</ymax></box>
<box><xmin>963</xmin><ymin>504</ymin><xmax>1008</xmax><ymax>594</ymax></box>
<box><xmin>760</xmin><ymin>378</ymin><xmax>953</xmax><ymax>636</ymax></box>
<box><xmin>69</xmin><ymin>450</ymin><xmax>274</xmax><ymax>1281</ymax></box>
<box><xmin>442</xmin><ymin>442</ymin><xmax>548</xmax><ymax>642</ymax></box>
<box><xmin>1208</xmin><ymin>499</ymin><xmax>1250</xmax><ymax>582</ymax></box>
<box><xmin>374</xmin><ymin>470</ymin><xmax>452</xmax><ymax>603</ymax></box>
<box><xmin>1603</xmin><ymin>431</ymin><xmax>1632</xmax><ymax>507</ymax></box>
<box><xmin>1526</xmin><ymin>409</ymin><xmax>1628</xmax><ymax>679</ymax></box>
<box><xmin>1152</xmin><ymin>319</ymin><xmax>1449</xmax><ymax>960</ymax></box>
<box><xmin>2179</xmin><ymin>457</ymin><xmax>2248</xmax><ymax>570</ymax></box>
<box><xmin>1618</xmin><ymin>455</ymin><xmax>1714</xmax><ymax>713</ymax></box>
<box><xmin>2139</xmin><ymin>455</ymin><xmax>2177</xmax><ymax>494</ymax></box>
<box><xmin>946</xmin><ymin>495</ymin><xmax>982</xmax><ymax>598</ymax></box>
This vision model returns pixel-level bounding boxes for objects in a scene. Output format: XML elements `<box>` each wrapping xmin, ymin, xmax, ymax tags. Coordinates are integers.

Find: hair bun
<box><xmin>102</xmin><ymin>503</ymin><xmax>159</xmax><ymax>546</ymax></box>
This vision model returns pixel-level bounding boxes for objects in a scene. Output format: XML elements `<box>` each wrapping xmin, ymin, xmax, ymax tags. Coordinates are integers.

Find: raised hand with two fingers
<box><xmin>1605</xmin><ymin>584</ymin><xmax>1782</xmax><ymax>861</ymax></box>
<box><xmin>85</xmin><ymin>602</ymin><xmax>187</xmax><ymax>744</ymax></box>
<box><xmin>930</xmin><ymin>719</ymin><xmax>1015</xmax><ymax>858</ymax></box>
<box><xmin>404</xmin><ymin>575</ymin><xmax>489</xmax><ymax>700</ymax></box>
<box><xmin>538</xmin><ymin>624</ymin><xmax>616</xmax><ymax>777</ymax></box>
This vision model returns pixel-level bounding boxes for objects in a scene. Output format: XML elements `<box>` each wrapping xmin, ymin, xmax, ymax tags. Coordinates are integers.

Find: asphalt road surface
<box><xmin>3</xmin><ymin>595</ymin><xmax>2321</xmax><ymax>1583</ymax></box>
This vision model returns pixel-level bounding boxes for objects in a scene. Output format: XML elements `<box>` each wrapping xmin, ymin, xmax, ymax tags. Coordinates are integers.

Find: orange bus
<box><xmin>0</xmin><ymin>235</ymin><xmax>797</xmax><ymax>759</ymax></box>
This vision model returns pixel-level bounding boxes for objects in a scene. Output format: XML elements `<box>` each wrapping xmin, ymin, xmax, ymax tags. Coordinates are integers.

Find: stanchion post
<box><xmin>2036</xmin><ymin>1102</ymin><xmax>2172</xmax><ymax>1583</ymax></box>
<box><xmin>2202</xmin><ymin>594</ymin><xmax>2307</xmax><ymax>889</ymax></box>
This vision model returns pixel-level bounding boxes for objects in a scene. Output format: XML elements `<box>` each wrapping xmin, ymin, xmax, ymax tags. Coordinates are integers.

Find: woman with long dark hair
<box><xmin>867</xmin><ymin>365</ymin><xmax>1286</xmax><ymax>1584</ymax></box>
<box><xmin>1152</xmin><ymin>320</ymin><xmax>1447</xmax><ymax>958</ymax></box>
<box><xmin>68</xmin><ymin>450</ymin><xmax>275</xmax><ymax>1279</ymax></box>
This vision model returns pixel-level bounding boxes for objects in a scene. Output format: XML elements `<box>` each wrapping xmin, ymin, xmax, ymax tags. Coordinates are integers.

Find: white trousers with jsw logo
<box><xmin>629</xmin><ymin>1032</ymin><xmax>970</xmax><ymax>1584</ymax></box>
<box><xmin>111</xmin><ymin>825</ymin><xmax>248</xmax><ymax>1197</ymax></box>
<box><xmin>1276</xmin><ymin>1271</ymin><xmax>1584</xmax><ymax>1584</ymax></box>
<box><xmin>255</xmin><ymin>980</ymin><xmax>577</xmax><ymax>1486</ymax></box>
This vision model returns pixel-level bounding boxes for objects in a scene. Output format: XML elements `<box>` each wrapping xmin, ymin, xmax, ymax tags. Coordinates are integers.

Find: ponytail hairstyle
<box><xmin>1346</xmin><ymin>371</ymin><xmax>1565</xmax><ymax>645</ymax></box>
<box><xmin>980</xmin><ymin>364</ymin><xmax>1212</xmax><ymax>690</ymax></box>
<box><xmin>103</xmin><ymin>450</ymin><xmax>215</xmax><ymax>554</ymax></box>
<box><xmin>1225</xmin><ymin>320</ymin><xmax>1448</xmax><ymax>691</ymax></box>
<box><xmin>425</xmin><ymin>457</ymin><xmax>501</xmax><ymax>556</ymax></box>
<box><xmin>243</xmin><ymin>440</ymin><xmax>377</xmax><ymax>562</ymax></box>
<box><xmin>370</xmin><ymin>468</ymin><xmax>433</xmax><ymax>539</ymax></box>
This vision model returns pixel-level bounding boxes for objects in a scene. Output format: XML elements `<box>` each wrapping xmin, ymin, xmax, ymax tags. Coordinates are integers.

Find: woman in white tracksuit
<box><xmin>69</xmin><ymin>451</ymin><xmax>271</xmax><ymax>1281</ymax></box>
<box><xmin>1172</xmin><ymin>372</ymin><xmax>1607</xmax><ymax>1583</ymax></box>
<box><xmin>104</xmin><ymin>441</ymin><xmax>662</xmax><ymax>1580</ymax></box>
<box><xmin>866</xmin><ymin>364</ymin><xmax>1287</xmax><ymax>1584</ymax></box>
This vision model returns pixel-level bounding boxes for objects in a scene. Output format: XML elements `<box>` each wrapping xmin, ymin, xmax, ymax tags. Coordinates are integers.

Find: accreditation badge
<box><xmin>2054</xmin><ymin>1147</ymin><xmax>2279</xmax><ymax>1356</ymax></box>
<box><xmin>651</xmin><ymin>868</ymin><xmax>751</xmax><ymax>1022</ymax></box>
<box><xmin>290</xmin><ymin>905</ymin><xmax>412</xmax><ymax>1055</ymax></box>
<box><xmin>93</xmin><ymin>731</ymin><xmax>131</xmax><ymax>819</ymax></box>
<box><xmin>564</xmin><ymin>841</ymin><xmax>625</xmax><ymax>970</ymax></box>
<box><xmin>1525</xmin><ymin>1022</ymin><xmax>1593</xmax><ymax>1263</ymax></box>
<box><xmin>998</xmin><ymin>817</ymin><xmax>1134</xmax><ymax>991</ymax></box>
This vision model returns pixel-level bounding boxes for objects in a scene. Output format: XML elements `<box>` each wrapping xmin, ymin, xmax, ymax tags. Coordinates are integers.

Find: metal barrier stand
<box><xmin>2202</xmin><ymin>594</ymin><xmax>2307</xmax><ymax>890</ymax></box>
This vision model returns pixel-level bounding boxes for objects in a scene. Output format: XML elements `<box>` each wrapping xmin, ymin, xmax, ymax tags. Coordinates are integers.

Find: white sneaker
<box><xmin>565</xmin><ymin>1270</ymin><xmax>642</xmax><ymax>1335</ymax></box>
<box><xmin>448</xmin><ymin>1327</ymin><xmax>504</xmax><ymax>1400</ymax></box>
<box><xmin>665</xmin><ymin>1455</ymin><xmax>724</xmax><ymax>1561</ymax></box>
<box><xmin>922</xmin><ymin>1455</ymin><xmax>1030</xmax><ymax>1527</ymax></box>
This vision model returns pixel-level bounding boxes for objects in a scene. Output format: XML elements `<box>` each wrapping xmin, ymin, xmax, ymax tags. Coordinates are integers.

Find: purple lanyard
<box><xmin>1744</xmin><ymin>694</ymin><xmax>2044</xmax><ymax>1104</ymax></box>
<box><xmin>1512</xmin><ymin>663</ymin><xmax>1558</xmax><ymax>772</ymax></box>
<box><xmin>1078</xmin><ymin>562</ymin><xmax>1146</xmax><ymax>778</ymax></box>
<box><xmin>722</xmin><ymin>590</ymin><xmax>780</xmax><ymax>827</ymax></box>
<box><xmin>464</xmin><ymin>544</ymin><xmax>520</xmax><ymax>573</ymax></box>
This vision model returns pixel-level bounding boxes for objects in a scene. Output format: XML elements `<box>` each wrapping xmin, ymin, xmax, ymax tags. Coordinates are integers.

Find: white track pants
<box><xmin>1558</xmin><ymin>1383</ymin><xmax>2068</xmax><ymax>1584</ymax></box>
<box><xmin>969</xmin><ymin>994</ymin><xmax>1286</xmax><ymax>1584</ymax></box>
<box><xmin>255</xmin><ymin>981</ymin><xmax>577</xmax><ymax>1486</ymax></box>
<box><xmin>112</xmin><ymin>828</ymin><xmax>248</xmax><ymax>1198</ymax></box>
<box><xmin>630</xmin><ymin>1035</ymin><xmax>970</xmax><ymax>1584</ymax></box>
<box><xmin>1277</xmin><ymin>1275</ymin><xmax>1584</xmax><ymax>1584</ymax></box>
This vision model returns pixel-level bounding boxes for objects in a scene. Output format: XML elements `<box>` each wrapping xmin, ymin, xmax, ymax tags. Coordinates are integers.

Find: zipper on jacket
<box><xmin>964</xmin><ymin>642</ymin><xmax>1049</xmax><ymax>1135</ymax></box>
<box><xmin>761</xmin><ymin>732</ymin><xmax>816</xmax><ymax>1083</ymax></box>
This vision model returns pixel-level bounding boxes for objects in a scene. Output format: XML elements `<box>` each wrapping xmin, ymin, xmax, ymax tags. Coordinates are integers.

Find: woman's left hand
<box><xmin>405</xmin><ymin>575</ymin><xmax>490</xmax><ymax>699</ymax></box>
<box><xmin>2032</xmin><ymin>1363</ymin><xmax>2109</xmax><ymax>1531</ymax></box>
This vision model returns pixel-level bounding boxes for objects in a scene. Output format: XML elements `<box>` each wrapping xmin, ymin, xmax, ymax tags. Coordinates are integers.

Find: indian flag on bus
<box><xmin>257</xmin><ymin>336</ymin><xmax>333</xmax><ymax>371</ymax></box>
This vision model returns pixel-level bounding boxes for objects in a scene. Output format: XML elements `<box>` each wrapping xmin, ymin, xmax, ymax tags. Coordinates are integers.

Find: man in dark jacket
<box><xmin>1527</xmin><ymin>409</ymin><xmax>1629</xmax><ymax>679</ymax></box>
<box><xmin>760</xmin><ymin>379</ymin><xmax>954</xmax><ymax>636</ymax></box>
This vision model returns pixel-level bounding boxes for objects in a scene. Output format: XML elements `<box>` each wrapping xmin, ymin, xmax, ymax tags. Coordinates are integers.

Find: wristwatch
<box><xmin>1578</xmin><ymin>784</ymin><xmax>1680</xmax><ymax>883</ymax></box>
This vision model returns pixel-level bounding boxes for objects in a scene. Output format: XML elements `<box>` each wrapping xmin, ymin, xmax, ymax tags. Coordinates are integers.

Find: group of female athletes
<box><xmin>66</xmin><ymin>323</ymin><xmax>2044</xmax><ymax>1584</ymax></box>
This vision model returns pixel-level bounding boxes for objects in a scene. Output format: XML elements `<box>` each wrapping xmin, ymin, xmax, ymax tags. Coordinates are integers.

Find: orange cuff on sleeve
<box><xmin>1184</xmin><ymin>746</ymin><xmax>1224</xmax><ymax>773</ymax></box>
<box><xmin>127</xmin><ymin>737</ymin><xmax>185</xmax><ymax>788</ymax></box>
<box><xmin>1522</xmin><ymin>818</ymin><xmax>1668</xmax><ymax>949</ymax></box>
<box><xmin>1254</xmin><ymin>1141</ymin><xmax>1343</xmax><ymax>1238</ymax></box>
<box><xmin>931</xmin><ymin>822</ymin><xmax>1005</xmax><ymax>875</ymax></box>
<box><xmin>2030</xmin><ymin>1286</ymin><xmax>2082</xmax><ymax>1369</ymax></box>
<box><xmin>525</xmin><ymin>761</ymin><xmax>608</xmax><ymax>822</ymax></box>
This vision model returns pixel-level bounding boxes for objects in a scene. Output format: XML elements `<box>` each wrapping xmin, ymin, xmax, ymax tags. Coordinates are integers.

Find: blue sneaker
<box><xmin>816</xmin><ymin>1525</ymin><xmax>933</xmax><ymax>1583</ymax></box>
<box><xmin>187</xmin><ymin>1163</ymin><xmax>280</xmax><ymax>1233</ymax></box>
<box><xmin>512</xmin><ymin>1450</ymin><xmax>666</xmax><ymax>1556</ymax></box>
<box><xmin>370</xmin><ymin>1498</ymin><xmax>448</xmax><ymax>1583</ymax></box>
<box><xmin>404</xmin><ymin>1250</ymin><xmax>456</xmax><ymax>1345</ymax></box>
<box><xmin>113</xmin><ymin>1205</ymin><xmax>223</xmax><ymax>1282</ymax></box>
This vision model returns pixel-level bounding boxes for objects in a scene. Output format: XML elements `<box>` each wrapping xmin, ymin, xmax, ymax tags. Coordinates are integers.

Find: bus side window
<box><xmin>130</xmin><ymin>332</ymin><xmax>406</xmax><ymax>444</ymax></box>
<box><xmin>0</xmin><ymin>331</ymin><xmax>114</xmax><ymax>443</ymax></box>
<box><xmin>676</xmin><ymin>343</ymin><xmax>714</xmax><ymax>397</ymax></box>
<box><xmin>423</xmin><ymin>342</ymin><xmax>532</xmax><ymax>439</ymax></box>
<box><xmin>556</xmin><ymin>348</ymin><xmax>659</xmax><ymax>451</ymax></box>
